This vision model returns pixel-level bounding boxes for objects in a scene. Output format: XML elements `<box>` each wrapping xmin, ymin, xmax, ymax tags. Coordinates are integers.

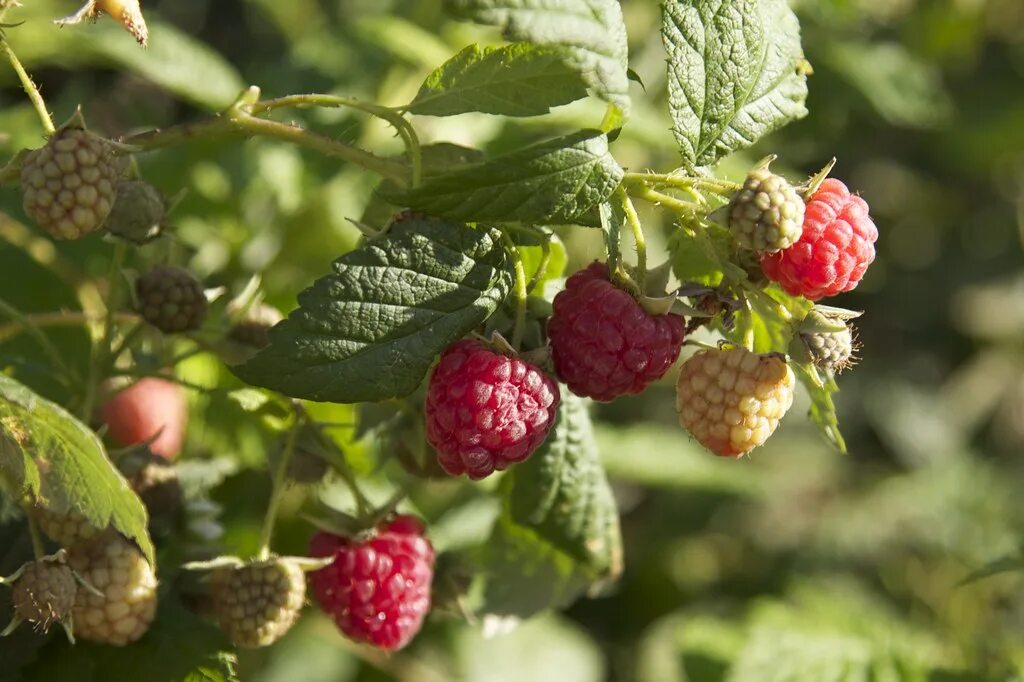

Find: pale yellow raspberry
<box><xmin>68</xmin><ymin>533</ymin><xmax>157</xmax><ymax>645</ymax></box>
<box><xmin>675</xmin><ymin>346</ymin><xmax>795</xmax><ymax>457</ymax></box>
<box><xmin>209</xmin><ymin>558</ymin><xmax>306</xmax><ymax>648</ymax></box>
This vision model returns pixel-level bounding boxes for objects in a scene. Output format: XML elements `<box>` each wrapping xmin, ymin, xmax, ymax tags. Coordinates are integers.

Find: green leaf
<box><xmin>233</xmin><ymin>217</ymin><xmax>513</xmax><ymax>403</ymax></box>
<box><xmin>793</xmin><ymin>362</ymin><xmax>847</xmax><ymax>454</ymax></box>
<box><xmin>409</xmin><ymin>43</ymin><xmax>590</xmax><ymax>116</ymax></box>
<box><xmin>668</xmin><ymin>222</ymin><xmax>730</xmax><ymax>286</ymax></box>
<box><xmin>379</xmin><ymin>130</ymin><xmax>623</xmax><ymax>225</ymax></box>
<box><xmin>662</xmin><ymin>0</ymin><xmax>809</xmax><ymax>167</ymax></box>
<box><xmin>9</xmin><ymin>15</ymin><xmax>245</xmax><ymax>111</ymax></box>
<box><xmin>0</xmin><ymin>375</ymin><xmax>154</xmax><ymax>564</ymax></box>
<box><xmin>445</xmin><ymin>0</ymin><xmax>631</xmax><ymax>118</ymax></box>
<box><xmin>480</xmin><ymin>394</ymin><xmax>622</xmax><ymax>618</ymax></box>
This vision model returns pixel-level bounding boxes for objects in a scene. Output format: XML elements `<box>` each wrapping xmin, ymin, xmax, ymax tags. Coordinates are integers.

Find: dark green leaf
<box><xmin>480</xmin><ymin>394</ymin><xmax>622</xmax><ymax>617</ymax></box>
<box><xmin>662</xmin><ymin>0</ymin><xmax>809</xmax><ymax>167</ymax></box>
<box><xmin>379</xmin><ymin>130</ymin><xmax>623</xmax><ymax>224</ymax></box>
<box><xmin>409</xmin><ymin>43</ymin><xmax>590</xmax><ymax>116</ymax></box>
<box><xmin>0</xmin><ymin>375</ymin><xmax>154</xmax><ymax>564</ymax></box>
<box><xmin>233</xmin><ymin>217</ymin><xmax>513</xmax><ymax>403</ymax></box>
<box><xmin>445</xmin><ymin>0</ymin><xmax>631</xmax><ymax>118</ymax></box>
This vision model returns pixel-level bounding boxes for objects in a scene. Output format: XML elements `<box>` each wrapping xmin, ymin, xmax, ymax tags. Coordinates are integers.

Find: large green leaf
<box><xmin>379</xmin><ymin>130</ymin><xmax>623</xmax><ymax>225</ymax></box>
<box><xmin>9</xmin><ymin>16</ymin><xmax>244</xmax><ymax>111</ymax></box>
<box><xmin>409</xmin><ymin>43</ymin><xmax>590</xmax><ymax>117</ymax></box>
<box><xmin>480</xmin><ymin>394</ymin><xmax>622</xmax><ymax>618</ymax></box>
<box><xmin>662</xmin><ymin>0</ymin><xmax>809</xmax><ymax>167</ymax></box>
<box><xmin>233</xmin><ymin>217</ymin><xmax>513</xmax><ymax>403</ymax></box>
<box><xmin>0</xmin><ymin>375</ymin><xmax>154</xmax><ymax>564</ymax></box>
<box><xmin>445</xmin><ymin>0</ymin><xmax>631</xmax><ymax>118</ymax></box>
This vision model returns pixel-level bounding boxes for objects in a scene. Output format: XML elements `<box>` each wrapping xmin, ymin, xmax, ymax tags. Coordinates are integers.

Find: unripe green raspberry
<box><xmin>228</xmin><ymin>303</ymin><xmax>283</xmax><ymax>349</ymax></box>
<box><xmin>728</xmin><ymin>166</ymin><xmax>804</xmax><ymax>252</ymax></box>
<box><xmin>33</xmin><ymin>506</ymin><xmax>102</xmax><ymax>548</ymax></box>
<box><xmin>801</xmin><ymin>313</ymin><xmax>857</xmax><ymax>373</ymax></box>
<box><xmin>209</xmin><ymin>558</ymin><xmax>306</xmax><ymax>648</ymax></box>
<box><xmin>68</xmin><ymin>533</ymin><xmax>158</xmax><ymax>646</ymax></box>
<box><xmin>136</xmin><ymin>266</ymin><xmax>208</xmax><ymax>333</ymax></box>
<box><xmin>11</xmin><ymin>559</ymin><xmax>77</xmax><ymax>631</ymax></box>
<box><xmin>20</xmin><ymin>127</ymin><xmax>120</xmax><ymax>240</ymax></box>
<box><xmin>104</xmin><ymin>180</ymin><xmax>166</xmax><ymax>244</ymax></box>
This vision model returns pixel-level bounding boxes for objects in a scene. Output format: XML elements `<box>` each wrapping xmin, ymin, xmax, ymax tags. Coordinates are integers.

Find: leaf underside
<box><xmin>662</xmin><ymin>0</ymin><xmax>809</xmax><ymax>167</ymax></box>
<box><xmin>0</xmin><ymin>374</ymin><xmax>154</xmax><ymax>564</ymax></box>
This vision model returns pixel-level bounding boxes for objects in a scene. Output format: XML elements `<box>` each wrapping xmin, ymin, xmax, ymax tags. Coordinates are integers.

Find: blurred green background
<box><xmin>2</xmin><ymin>0</ymin><xmax>1024</xmax><ymax>680</ymax></box>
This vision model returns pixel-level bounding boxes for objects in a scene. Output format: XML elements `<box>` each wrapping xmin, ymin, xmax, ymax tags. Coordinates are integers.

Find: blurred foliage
<box><xmin>2</xmin><ymin>0</ymin><xmax>1024</xmax><ymax>680</ymax></box>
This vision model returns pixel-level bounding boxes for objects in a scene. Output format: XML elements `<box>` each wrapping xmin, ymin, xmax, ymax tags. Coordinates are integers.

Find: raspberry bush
<box><xmin>2</xmin><ymin>0</ymin><xmax>1011</xmax><ymax>680</ymax></box>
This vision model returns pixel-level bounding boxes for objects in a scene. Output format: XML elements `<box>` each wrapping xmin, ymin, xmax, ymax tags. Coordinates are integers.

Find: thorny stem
<box><xmin>500</xmin><ymin>231</ymin><xmax>528</xmax><ymax>350</ymax></box>
<box><xmin>617</xmin><ymin>187</ymin><xmax>647</xmax><ymax>285</ymax></box>
<box><xmin>26</xmin><ymin>514</ymin><xmax>45</xmax><ymax>560</ymax></box>
<box><xmin>252</xmin><ymin>94</ymin><xmax>423</xmax><ymax>187</ymax></box>
<box><xmin>113</xmin><ymin>94</ymin><xmax>409</xmax><ymax>186</ymax></box>
<box><xmin>258</xmin><ymin>415</ymin><xmax>300</xmax><ymax>560</ymax></box>
<box><xmin>634</xmin><ymin>187</ymin><xmax>703</xmax><ymax>215</ymax></box>
<box><xmin>1</xmin><ymin>41</ymin><xmax>55</xmax><ymax>135</ymax></box>
<box><xmin>82</xmin><ymin>242</ymin><xmax>128</xmax><ymax>420</ymax></box>
<box><xmin>623</xmin><ymin>171</ymin><xmax>739</xmax><ymax>195</ymax></box>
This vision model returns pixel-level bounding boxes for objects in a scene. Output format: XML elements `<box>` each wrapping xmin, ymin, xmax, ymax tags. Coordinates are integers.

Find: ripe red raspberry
<box><xmin>547</xmin><ymin>262</ymin><xmax>685</xmax><ymax>401</ymax></box>
<box><xmin>98</xmin><ymin>377</ymin><xmax>187</xmax><ymax>460</ymax></box>
<box><xmin>760</xmin><ymin>179</ymin><xmax>878</xmax><ymax>300</ymax></box>
<box><xmin>309</xmin><ymin>515</ymin><xmax>435</xmax><ymax>651</ymax></box>
<box><xmin>20</xmin><ymin>127</ymin><xmax>119</xmax><ymax>240</ymax></box>
<box><xmin>425</xmin><ymin>340</ymin><xmax>559</xmax><ymax>479</ymax></box>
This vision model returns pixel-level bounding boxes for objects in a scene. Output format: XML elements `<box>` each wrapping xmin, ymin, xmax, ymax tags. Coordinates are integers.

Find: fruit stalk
<box><xmin>617</xmin><ymin>188</ymin><xmax>647</xmax><ymax>284</ymax></box>
<box><xmin>257</xmin><ymin>419</ymin><xmax>301</xmax><ymax>560</ymax></box>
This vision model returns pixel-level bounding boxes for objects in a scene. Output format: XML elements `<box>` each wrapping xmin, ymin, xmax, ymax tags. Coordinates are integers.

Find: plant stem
<box><xmin>252</xmin><ymin>94</ymin><xmax>422</xmax><ymax>187</ymax></box>
<box><xmin>82</xmin><ymin>242</ymin><xmax>128</xmax><ymax>420</ymax></box>
<box><xmin>623</xmin><ymin>171</ymin><xmax>739</xmax><ymax>195</ymax></box>
<box><xmin>633</xmin><ymin>187</ymin><xmax>703</xmax><ymax>215</ymax></box>
<box><xmin>230</xmin><ymin>112</ymin><xmax>407</xmax><ymax>184</ymax></box>
<box><xmin>26</xmin><ymin>514</ymin><xmax>45</xmax><ymax>559</ymax></box>
<box><xmin>500</xmin><ymin>232</ymin><xmax>528</xmax><ymax>350</ymax></box>
<box><xmin>617</xmin><ymin>187</ymin><xmax>647</xmax><ymax>285</ymax></box>
<box><xmin>526</xmin><ymin>236</ymin><xmax>551</xmax><ymax>294</ymax></box>
<box><xmin>1</xmin><ymin>41</ymin><xmax>55</xmax><ymax>135</ymax></box>
<box><xmin>257</xmin><ymin>417</ymin><xmax>300</xmax><ymax>561</ymax></box>
<box><xmin>119</xmin><ymin>104</ymin><xmax>408</xmax><ymax>185</ymax></box>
